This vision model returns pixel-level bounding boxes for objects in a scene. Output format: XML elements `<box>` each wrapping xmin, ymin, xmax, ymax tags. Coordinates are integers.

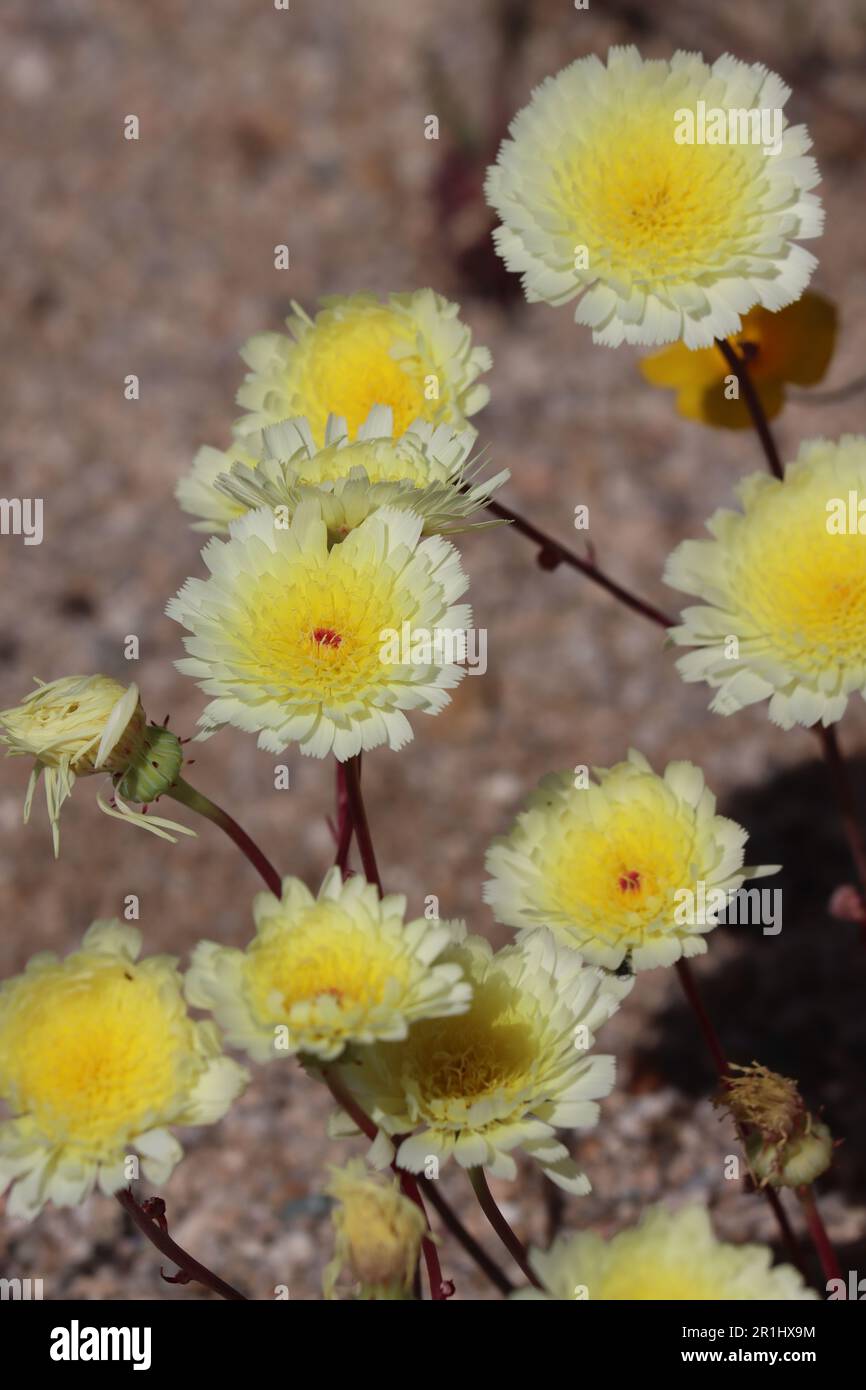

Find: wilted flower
<box><xmin>0</xmin><ymin>675</ymin><xmax>192</xmax><ymax>854</ymax></box>
<box><xmin>185</xmin><ymin>868</ymin><xmax>471</xmax><ymax>1064</ymax></box>
<box><xmin>233</xmin><ymin>291</ymin><xmax>491</xmax><ymax>449</ymax></box>
<box><xmin>512</xmin><ymin>1205</ymin><xmax>817</xmax><ymax>1300</ymax></box>
<box><xmin>666</xmin><ymin>436</ymin><xmax>866</xmax><ymax>728</ymax></box>
<box><xmin>167</xmin><ymin>499</ymin><xmax>472</xmax><ymax>760</ymax></box>
<box><xmin>323</xmin><ymin>1158</ymin><xmax>427</xmax><ymax>1300</ymax></box>
<box><xmin>330</xmin><ymin>928</ymin><xmax>632</xmax><ymax>1195</ymax></box>
<box><xmin>484</xmin><ymin>751</ymin><xmax>777</xmax><ymax>971</ymax></box>
<box><xmin>0</xmin><ymin>920</ymin><xmax>248</xmax><ymax>1220</ymax></box>
<box><xmin>485</xmin><ymin>48</ymin><xmax>822</xmax><ymax>347</ymax></box>
<box><xmin>720</xmin><ymin>1062</ymin><xmax>834</xmax><ymax>1189</ymax></box>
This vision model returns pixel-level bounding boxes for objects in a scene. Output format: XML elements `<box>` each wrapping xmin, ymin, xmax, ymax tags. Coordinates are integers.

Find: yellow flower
<box><xmin>0</xmin><ymin>675</ymin><xmax>192</xmax><ymax>854</ymax></box>
<box><xmin>209</xmin><ymin>407</ymin><xmax>508</xmax><ymax>540</ymax></box>
<box><xmin>167</xmin><ymin>499</ymin><xmax>472</xmax><ymax>760</ymax></box>
<box><xmin>640</xmin><ymin>293</ymin><xmax>837</xmax><ymax>427</ymax></box>
<box><xmin>666</xmin><ymin>436</ymin><xmax>866</xmax><ymax>728</ymax></box>
<box><xmin>330</xmin><ymin>928</ymin><xmax>632</xmax><ymax>1195</ymax></box>
<box><xmin>0</xmin><ymin>920</ymin><xmax>248</xmax><ymax>1220</ymax></box>
<box><xmin>176</xmin><ymin>439</ymin><xmax>260</xmax><ymax>533</ymax></box>
<box><xmin>513</xmin><ymin>1205</ymin><xmax>817</xmax><ymax>1300</ymax></box>
<box><xmin>185</xmin><ymin>868</ymin><xmax>471</xmax><ymax>1064</ymax></box>
<box><xmin>323</xmin><ymin>1159</ymin><xmax>427</xmax><ymax>1300</ymax></box>
<box><xmin>486</xmin><ymin>48</ymin><xmax>822</xmax><ymax>347</ymax></box>
<box><xmin>233</xmin><ymin>291</ymin><xmax>491</xmax><ymax>449</ymax></box>
<box><xmin>484</xmin><ymin>751</ymin><xmax>777</xmax><ymax>971</ymax></box>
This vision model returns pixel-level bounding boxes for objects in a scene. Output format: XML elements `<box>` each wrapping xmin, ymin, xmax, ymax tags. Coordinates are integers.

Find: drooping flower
<box><xmin>512</xmin><ymin>1205</ymin><xmax>817</xmax><ymax>1300</ymax></box>
<box><xmin>485</xmin><ymin>48</ymin><xmax>823</xmax><ymax>347</ymax></box>
<box><xmin>0</xmin><ymin>675</ymin><xmax>193</xmax><ymax>854</ymax></box>
<box><xmin>323</xmin><ymin>1158</ymin><xmax>428</xmax><ymax>1300</ymax></box>
<box><xmin>330</xmin><ymin>928</ymin><xmax>632</xmax><ymax>1194</ymax></box>
<box><xmin>233</xmin><ymin>291</ymin><xmax>492</xmax><ymax>449</ymax></box>
<box><xmin>666</xmin><ymin>436</ymin><xmax>866</xmax><ymax>729</ymax></box>
<box><xmin>185</xmin><ymin>868</ymin><xmax>471</xmax><ymax>1064</ymax></box>
<box><xmin>0</xmin><ymin>920</ymin><xmax>248</xmax><ymax>1221</ymax></box>
<box><xmin>484</xmin><ymin>751</ymin><xmax>777</xmax><ymax>971</ymax></box>
<box><xmin>167</xmin><ymin>499</ymin><xmax>472</xmax><ymax>760</ymax></box>
<box><xmin>640</xmin><ymin>293</ymin><xmax>837</xmax><ymax>427</ymax></box>
<box><xmin>208</xmin><ymin>407</ymin><xmax>508</xmax><ymax>540</ymax></box>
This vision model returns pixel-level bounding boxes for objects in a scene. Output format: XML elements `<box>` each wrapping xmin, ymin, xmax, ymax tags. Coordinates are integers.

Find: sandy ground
<box><xmin>2</xmin><ymin>0</ymin><xmax>866</xmax><ymax>1299</ymax></box>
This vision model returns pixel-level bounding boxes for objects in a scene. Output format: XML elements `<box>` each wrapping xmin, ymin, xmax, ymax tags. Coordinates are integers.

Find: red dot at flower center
<box><xmin>618</xmin><ymin>870</ymin><xmax>642</xmax><ymax>893</ymax></box>
<box><xmin>312</xmin><ymin>627</ymin><xmax>342</xmax><ymax>649</ymax></box>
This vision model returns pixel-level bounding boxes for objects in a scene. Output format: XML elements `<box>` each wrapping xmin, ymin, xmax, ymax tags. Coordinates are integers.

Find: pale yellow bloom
<box><xmin>323</xmin><ymin>1159</ymin><xmax>427</xmax><ymax>1300</ymax></box>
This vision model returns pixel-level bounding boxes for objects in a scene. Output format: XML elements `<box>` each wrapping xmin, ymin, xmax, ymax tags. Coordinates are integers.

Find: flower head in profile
<box><xmin>0</xmin><ymin>921</ymin><xmax>248</xmax><ymax>1220</ymax></box>
<box><xmin>176</xmin><ymin>438</ymin><xmax>260</xmax><ymax>533</ymax></box>
<box><xmin>484</xmin><ymin>752</ymin><xmax>777</xmax><ymax>971</ymax></box>
<box><xmin>666</xmin><ymin>437</ymin><xmax>866</xmax><ymax>729</ymax></box>
<box><xmin>0</xmin><ymin>675</ymin><xmax>193</xmax><ymax>854</ymax></box>
<box><xmin>512</xmin><ymin>1205</ymin><xmax>817</xmax><ymax>1300</ymax></box>
<box><xmin>485</xmin><ymin>48</ymin><xmax>822</xmax><ymax>347</ymax></box>
<box><xmin>641</xmin><ymin>293</ymin><xmax>836</xmax><ymax>427</ymax></box>
<box><xmin>233</xmin><ymin>291</ymin><xmax>491</xmax><ymax>449</ymax></box>
<box><xmin>323</xmin><ymin>1158</ymin><xmax>427</xmax><ymax>1300</ymax></box>
<box><xmin>167</xmin><ymin>499</ymin><xmax>472</xmax><ymax>760</ymax></box>
<box><xmin>185</xmin><ymin>868</ymin><xmax>471</xmax><ymax>1064</ymax></box>
<box><xmin>209</xmin><ymin>407</ymin><xmax>508</xmax><ymax>540</ymax></box>
<box><xmin>331</xmin><ymin>928</ymin><xmax>632</xmax><ymax>1194</ymax></box>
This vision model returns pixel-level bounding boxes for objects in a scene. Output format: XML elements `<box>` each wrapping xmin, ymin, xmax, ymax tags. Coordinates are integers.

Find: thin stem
<box><xmin>468</xmin><ymin>1166</ymin><xmax>541</xmax><ymax>1289</ymax></box>
<box><xmin>798</xmin><ymin>1186</ymin><xmax>843</xmax><ymax>1286</ymax></box>
<box><xmin>484</xmin><ymin>496</ymin><xmax>674</xmax><ymax>630</ymax></box>
<box><xmin>116</xmin><ymin>1189</ymin><xmax>247</xmax><ymax>1301</ymax></box>
<box><xmin>166</xmin><ymin>776</ymin><xmax>281</xmax><ymax>897</ymax></box>
<box><xmin>341</xmin><ymin>754</ymin><xmax>382</xmax><ymax>894</ymax></box>
<box><xmin>714</xmin><ymin>339</ymin><xmax>785</xmax><ymax>479</ymax></box>
<box><xmin>419</xmin><ymin>1175</ymin><xmax>513</xmax><ymax>1295</ymax></box>
<box><xmin>333</xmin><ymin>761</ymin><xmax>354</xmax><ymax>876</ymax></box>
<box><xmin>675</xmin><ymin>960</ymin><xmax>806</xmax><ymax>1276</ymax></box>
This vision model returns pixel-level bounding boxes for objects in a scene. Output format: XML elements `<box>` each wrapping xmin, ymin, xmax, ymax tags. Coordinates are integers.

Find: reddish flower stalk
<box><xmin>333</xmin><ymin>761</ymin><xmax>354</xmax><ymax>875</ymax></box>
<box><xmin>798</xmin><ymin>1185</ymin><xmax>843</xmax><ymax>1286</ymax></box>
<box><xmin>116</xmin><ymin>1189</ymin><xmax>247</xmax><ymax>1301</ymax></box>
<box><xmin>166</xmin><ymin>776</ymin><xmax>282</xmax><ymax>897</ymax></box>
<box><xmin>341</xmin><ymin>754</ymin><xmax>382</xmax><ymax>894</ymax></box>
<box><xmin>467</xmin><ymin>1166</ymin><xmax>542</xmax><ymax>1289</ymax></box>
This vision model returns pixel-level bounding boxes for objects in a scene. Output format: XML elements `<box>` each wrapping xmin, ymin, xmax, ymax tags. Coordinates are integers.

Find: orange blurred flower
<box><xmin>640</xmin><ymin>292</ymin><xmax>837</xmax><ymax>428</ymax></box>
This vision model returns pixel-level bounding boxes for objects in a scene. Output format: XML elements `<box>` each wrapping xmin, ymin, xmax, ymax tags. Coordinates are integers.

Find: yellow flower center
<box><xmin>290</xmin><ymin>309</ymin><xmax>431</xmax><ymax>444</ymax></box>
<box><xmin>555</xmin><ymin>102</ymin><xmax>760</xmax><ymax>287</ymax></box>
<box><xmin>543</xmin><ymin>797</ymin><xmax>696</xmax><ymax>944</ymax></box>
<box><xmin>592</xmin><ymin>1260</ymin><xmax>719</xmax><ymax>1300</ymax></box>
<box><xmin>244</xmin><ymin>905</ymin><xmax>410</xmax><ymax>1020</ymax></box>
<box><xmin>297</xmin><ymin>439</ymin><xmax>435</xmax><ymax>491</ymax></box>
<box><xmin>0</xmin><ymin>963</ymin><xmax>187</xmax><ymax>1151</ymax></box>
<box><xmin>231</xmin><ymin>546</ymin><xmax>416</xmax><ymax>705</ymax></box>
<box><xmin>402</xmin><ymin>974</ymin><xmax>537</xmax><ymax>1108</ymax></box>
<box><xmin>730</xmin><ymin>486</ymin><xmax>866</xmax><ymax>674</ymax></box>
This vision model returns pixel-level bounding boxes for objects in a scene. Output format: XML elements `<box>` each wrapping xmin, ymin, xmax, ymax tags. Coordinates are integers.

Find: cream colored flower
<box><xmin>513</xmin><ymin>1205</ymin><xmax>817</xmax><ymax>1300</ymax></box>
<box><xmin>330</xmin><ymin>928</ymin><xmax>632</xmax><ymax>1195</ymax></box>
<box><xmin>185</xmin><ymin>868</ymin><xmax>471</xmax><ymax>1064</ymax></box>
<box><xmin>175</xmin><ymin>439</ymin><xmax>260</xmax><ymax>533</ymax></box>
<box><xmin>0</xmin><ymin>921</ymin><xmax>248</xmax><ymax>1220</ymax></box>
<box><xmin>484</xmin><ymin>751</ymin><xmax>777</xmax><ymax>971</ymax></box>
<box><xmin>167</xmin><ymin>499</ymin><xmax>472</xmax><ymax>760</ymax></box>
<box><xmin>323</xmin><ymin>1158</ymin><xmax>427</xmax><ymax>1300</ymax></box>
<box><xmin>0</xmin><ymin>675</ymin><xmax>192</xmax><ymax>854</ymax></box>
<box><xmin>211</xmin><ymin>407</ymin><xmax>507</xmax><ymax>540</ymax></box>
<box><xmin>485</xmin><ymin>48</ymin><xmax>822</xmax><ymax>347</ymax></box>
<box><xmin>666</xmin><ymin>436</ymin><xmax>866</xmax><ymax>729</ymax></box>
<box><xmin>234</xmin><ymin>291</ymin><xmax>491</xmax><ymax>449</ymax></box>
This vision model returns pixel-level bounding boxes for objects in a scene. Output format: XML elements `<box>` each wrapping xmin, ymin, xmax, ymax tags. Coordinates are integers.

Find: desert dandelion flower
<box><xmin>210</xmin><ymin>407</ymin><xmax>508</xmax><ymax>540</ymax></box>
<box><xmin>485</xmin><ymin>48</ymin><xmax>823</xmax><ymax>348</ymax></box>
<box><xmin>323</xmin><ymin>1158</ymin><xmax>428</xmax><ymax>1300</ymax></box>
<box><xmin>185</xmin><ymin>868</ymin><xmax>471</xmax><ymax>1064</ymax></box>
<box><xmin>0</xmin><ymin>675</ymin><xmax>192</xmax><ymax>854</ymax></box>
<box><xmin>666</xmin><ymin>437</ymin><xmax>866</xmax><ymax>729</ymax></box>
<box><xmin>512</xmin><ymin>1205</ymin><xmax>817</xmax><ymax>1300</ymax></box>
<box><xmin>484</xmin><ymin>751</ymin><xmax>777</xmax><ymax>971</ymax></box>
<box><xmin>331</xmin><ymin>928</ymin><xmax>631</xmax><ymax>1194</ymax></box>
<box><xmin>233</xmin><ymin>291</ymin><xmax>492</xmax><ymax>449</ymax></box>
<box><xmin>167</xmin><ymin>499</ymin><xmax>472</xmax><ymax>760</ymax></box>
<box><xmin>0</xmin><ymin>920</ymin><xmax>248</xmax><ymax>1220</ymax></box>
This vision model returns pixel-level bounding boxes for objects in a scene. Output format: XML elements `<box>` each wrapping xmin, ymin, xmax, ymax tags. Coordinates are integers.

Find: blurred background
<box><xmin>2</xmin><ymin>0</ymin><xmax>866</xmax><ymax>1299</ymax></box>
